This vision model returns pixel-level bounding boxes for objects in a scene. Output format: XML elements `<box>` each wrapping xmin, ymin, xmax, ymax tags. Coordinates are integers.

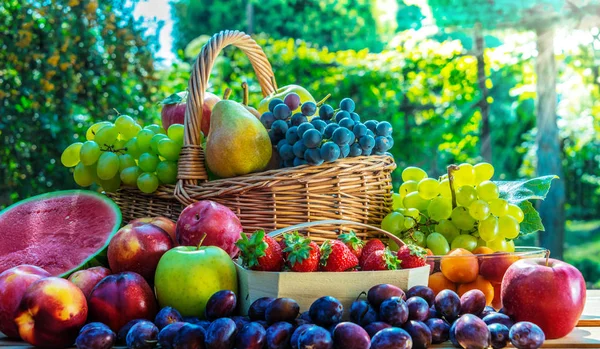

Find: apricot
<box><xmin>457</xmin><ymin>275</ymin><xmax>494</xmax><ymax>306</ymax></box>
<box><xmin>428</xmin><ymin>272</ymin><xmax>457</xmax><ymax>296</ymax></box>
<box><xmin>472</xmin><ymin>246</ymin><xmax>494</xmax><ymax>255</ymax></box>
<box><xmin>440</xmin><ymin>248</ymin><xmax>479</xmax><ymax>283</ymax></box>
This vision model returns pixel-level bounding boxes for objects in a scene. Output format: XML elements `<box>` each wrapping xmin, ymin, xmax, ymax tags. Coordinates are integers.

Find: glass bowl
<box><xmin>425</xmin><ymin>246</ymin><xmax>549</xmax><ymax>309</ymax></box>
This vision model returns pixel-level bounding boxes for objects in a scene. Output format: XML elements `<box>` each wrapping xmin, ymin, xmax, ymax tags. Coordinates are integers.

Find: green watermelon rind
<box><xmin>0</xmin><ymin>190</ymin><xmax>122</xmax><ymax>278</ymax></box>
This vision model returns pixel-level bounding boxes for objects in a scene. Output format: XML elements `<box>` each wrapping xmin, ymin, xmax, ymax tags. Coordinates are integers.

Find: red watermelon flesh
<box><xmin>0</xmin><ymin>190</ymin><xmax>121</xmax><ymax>277</ymax></box>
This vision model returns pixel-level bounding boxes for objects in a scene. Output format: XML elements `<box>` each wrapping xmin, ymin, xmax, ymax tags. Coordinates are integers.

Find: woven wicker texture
<box><xmin>108</xmin><ymin>30</ymin><xmax>397</xmax><ymax>240</ymax></box>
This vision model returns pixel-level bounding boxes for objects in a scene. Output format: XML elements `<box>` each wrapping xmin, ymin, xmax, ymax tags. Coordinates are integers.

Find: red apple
<box><xmin>176</xmin><ymin>200</ymin><xmax>243</xmax><ymax>258</ymax></box>
<box><xmin>107</xmin><ymin>222</ymin><xmax>173</xmax><ymax>283</ymax></box>
<box><xmin>130</xmin><ymin>216</ymin><xmax>177</xmax><ymax>245</ymax></box>
<box><xmin>0</xmin><ymin>265</ymin><xmax>50</xmax><ymax>338</ymax></box>
<box><xmin>160</xmin><ymin>91</ymin><xmax>220</xmax><ymax>136</ymax></box>
<box><xmin>67</xmin><ymin>266</ymin><xmax>111</xmax><ymax>299</ymax></box>
<box><xmin>14</xmin><ymin>277</ymin><xmax>87</xmax><ymax>348</ymax></box>
<box><xmin>501</xmin><ymin>258</ymin><xmax>586</xmax><ymax>339</ymax></box>
<box><xmin>88</xmin><ymin>272</ymin><xmax>157</xmax><ymax>332</ymax></box>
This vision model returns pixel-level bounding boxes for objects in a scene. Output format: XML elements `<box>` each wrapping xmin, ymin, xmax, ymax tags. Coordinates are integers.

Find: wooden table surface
<box><xmin>1</xmin><ymin>290</ymin><xmax>599</xmax><ymax>348</ymax></box>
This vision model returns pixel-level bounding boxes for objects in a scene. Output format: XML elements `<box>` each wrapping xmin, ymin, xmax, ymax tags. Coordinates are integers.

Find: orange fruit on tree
<box><xmin>457</xmin><ymin>275</ymin><xmax>495</xmax><ymax>306</ymax></box>
<box><xmin>440</xmin><ymin>248</ymin><xmax>479</xmax><ymax>283</ymax></box>
<box><xmin>428</xmin><ymin>272</ymin><xmax>456</xmax><ymax>296</ymax></box>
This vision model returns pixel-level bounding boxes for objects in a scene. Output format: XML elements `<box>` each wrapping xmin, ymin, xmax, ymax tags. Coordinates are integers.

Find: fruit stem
<box><xmin>356</xmin><ymin>291</ymin><xmax>367</xmax><ymax>301</ymax></box>
<box><xmin>223</xmin><ymin>88</ymin><xmax>232</xmax><ymax>100</ymax></box>
<box><xmin>270</xmin><ymin>76</ymin><xmax>278</xmax><ymax>90</ymax></box>
<box><xmin>241</xmin><ymin>82</ymin><xmax>249</xmax><ymax>106</ymax></box>
<box><xmin>447</xmin><ymin>164</ymin><xmax>460</xmax><ymax>209</ymax></box>
<box><xmin>113</xmin><ymin>108</ymin><xmax>120</xmax><ymax>116</ymax></box>
<box><xmin>545</xmin><ymin>250</ymin><xmax>551</xmax><ymax>267</ymax></box>
<box><xmin>316</xmin><ymin>94</ymin><xmax>332</xmax><ymax>107</ymax></box>
<box><xmin>197</xmin><ymin>233</ymin><xmax>207</xmax><ymax>249</ymax></box>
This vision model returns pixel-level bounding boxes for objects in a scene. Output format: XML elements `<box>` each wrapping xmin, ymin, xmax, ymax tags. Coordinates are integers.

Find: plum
<box><xmin>480</xmin><ymin>306</ymin><xmax>496</xmax><ymax>319</ymax></box>
<box><xmin>173</xmin><ymin>323</ymin><xmax>206</xmax><ymax>349</ymax></box>
<box><xmin>156</xmin><ymin>306</ymin><xmax>184</xmax><ymax>330</ymax></box>
<box><xmin>265</xmin><ymin>298</ymin><xmax>300</xmax><ymax>324</ymax></box>
<box><xmin>435</xmin><ymin>289</ymin><xmax>461</xmax><ymax>321</ymax></box>
<box><xmin>75</xmin><ymin>326</ymin><xmax>116</xmax><ymax>349</ymax></box>
<box><xmin>403</xmin><ymin>320</ymin><xmax>432</xmax><ymax>349</ymax></box>
<box><xmin>236</xmin><ymin>322</ymin><xmax>266</xmax><ymax>349</ymax></box>
<box><xmin>205</xmin><ymin>290</ymin><xmax>237</xmax><ymax>320</ymax></box>
<box><xmin>370</xmin><ymin>328</ymin><xmax>412</xmax><ymax>349</ymax></box>
<box><xmin>368</xmin><ymin>284</ymin><xmax>405</xmax><ymax>310</ymax></box>
<box><xmin>265</xmin><ymin>321</ymin><xmax>294</xmax><ymax>349</ymax></box>
<box><xmin>406</xmin><ymin>285</ymin><xmax>435</xmax><ymax>307</ymax></box>
<box><xmin>183</xmin><ymin>317</ymin><xmax>211</xmax><ymax>330</ymax></box>
<box><xmin>449</xmin><ymin>320</ymin><xmax>460</xmax><ymax>348</ymax></box>
<box><xmin>406</xmin><ymin>297</ymin><xmax>430</xmax><ymax>321</ymax></box>
<box><xmin>297</xmin><ymin>326</ymin><xmax>332</xmax><ymax>349</ymax></box>
<box><xmin>231</xmin><ymin>316</ymin><xmax>251</xmax><ymax>332</ymax></box>
<box><xmin>489</xmin><ymin>323</ymin><xmax>510</xmax><ymax>349</ymax></box>
<box><xmin>455</xmin><ymin>314</ymin><xmax>491</xmax><ymax>349</ymax></box>
<box><xmin>350</xmin><ymin>299</ymin><xmax>378</xmax><ymax>327</ymax></box>
<box><xmin>309</xmin><ymin>296</ymin><xmax>343</xmax><ymax>327</ymax></box>
<box><xmin>460</xmin><ymin>289</ymin><xmax>487</xmax><ymax>316</ymax></box>
<box><xmin>290</xmin><ymin>324</ymin><xmax>314</xmax><ymax>349</ymax></box>
<box><xmin>126</xmin><ymin>320</ymin><xmax>159</xmax><ymax>349</ymax></box>
<box><xmin>249</xmin><ymin>297</ymin><xmax>276</xmax><ymax>321</ymax></box>
<box><xmin>509</xmin><ymin>322</ymin><xmax>545</xmax><ymax>349</ymax></box>
<box><xmin>80</xmin><ymin>322</ymin><xmax>111</xmax><ymax>334</ymax></box>
<box><xmin>483</xmin><ymin>313</ymin><xmax>514</xmax><ymax>329</ymax></box>
<box><xmin>157</xmin><ymin>322</ymin><xmax>186</xmax><ymax>349</ymax></box>
<box><xmin>118</xmin><ymin>319</ymin><xmax>145</xmax><ymax>344</ymax></box>
<box><xmin>332</xmin><ymin>322</ymin><xmax>370</xmax><ymax>349</ymax></box>
<box><xmin>205</xmin><ymin>317</ymin><xmax>237</xmax><ymax>349</ymax></box>
<box><xmin>425</xmin><ymin>318</ymin><xmax>450</xmax><ymax>344</ymax></box>
<box><xmin>364</xmin><ymin>322</ymin><xmax>392</xmax><ymax>338</ymax></box>
<box><xmin>379</xmin><ymin>297</ymin><xmax>408</xmax><ymax>327</ymax></box>
<box><xmin>427</xmin><ymin>306</ymin><xmax>439</xmax><ymax>320</ymax></box>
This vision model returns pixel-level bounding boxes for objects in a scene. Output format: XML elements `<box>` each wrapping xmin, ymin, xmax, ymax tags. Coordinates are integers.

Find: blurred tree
<box><xmin>0</xmin><ymin>0</ymin><xmax>160</xmax><ymax>207</ymax></box>
<box><xmin>170</xmin><ymin>0</ymin><xmax>382</xmax><ymax>54</ymax></box>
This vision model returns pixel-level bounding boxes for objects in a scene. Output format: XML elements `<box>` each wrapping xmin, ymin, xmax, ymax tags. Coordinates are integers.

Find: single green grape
<box><xmin>417</xmin><ymin>178</ymin><xmax>440</xmax><ymax>200</ymax></box>
<box><xmin>94</xmin><ymin>124</ymin><xmax>119</xmax><ymax>147</ymax></box>
<box><xmin>450</xmin><ymin>234</ymin><xmax>478</xmax><ymax>252</ymax></box>
<box><xmin>456</xmin><ymin>186</ymin><xmax>477</xmax><ymax>207</ymax></box>
<box><xmin>426</xmin><ymin>232</ymin><xmax>450</xmax><ymax>255</ymax></box>
<box><xmin>137</xmin><ymin>172</ymin><xmax>159</xmax><ymax>194</ymax></box>
<box><xmin>167</xmin><ymin>124</ymin><xmax>185</xmax><ymax>145</ymax></box>
<box><xmin>61</xmin><ymin>142</ymin><xmax>83</xmax><ymax>167</ymax></box>
<box><xmin>86</xmin><ymin>121</ymin><xmax>111</xmax><ymax>141</ymax></box>
<box><xmin>122</xmin><ymin>123</ymin><xmax>142</xmax><ymax>141</ymax></box>
<box><xmin>401</xmin><ymin>166</ymin><xmax>427</xmax><ymax>182</ymax></box>
<box><xmin>477</xmin><ymin>237</ymin><xmax>486</xmax><ymax>248</ymax></box>
<box><xmin>439</xmin><ymin>178</ymin><xmax>452</xmax><ymax>198</ymax></box>
<box><xmin>403</xmin><ymin>208</ymin><xmax>420</xmax><ymax>219</ymax></box>
<box><xmin>381</xmin><ymin>212</ymin><xmax>405</xmax><ymax>235</ymax></box>
<box><xmin>435</xmin><ymin>219</ymin><xmax>460</xmax><ymax>244</ymax></box>
<box><xmin>118</xmin><ymin>154</ymin><xmax>137</xmax><ymax>172</ymax></box>
<box><xmin>476</xmin><ymin>180</ymin><xmax>499</xmax><ymax>201</ymax></box>
<box><xmin>73</xmin><ymin>163</ymin><xmax>95</xmax><ymax>187</ymax></box>
<box><xmin>403</xmin><ymin>192</ymin><xmax>431</xmax><ymax>212</ymax></box>
<box><xmin>404</xmin><ymin>217</ymin><xmax>416</xmax><ymax>229</ymax></box>
<box><xmin>450</xmin><ymin>207</ymin><xmax>476</xmax><ymax>230</ymax></box>
<box><xmin>120</xmin><ymin>166</ymin><xmax>142</xmax><ymax>186</ymax></box>
<box><xmin>115</xmin><ymin>115</ymin><xmax>136</xmax><ymax>134</ymax></box>
<box><xmin>474</xmin><ymin>162</ymin><xmax>494</xmax><ymax>184</ymax></box>
<box><xmin>139</xmin><ymin>153</ymin><xmax>159</xmax><ymax>173</ymax></box>
<box><xmin>399</xmin><ymin>180</ymin><xmax>418</xmax><ymax>198</ymax></box>
<box><xmin>498</xmin><ymin>215</ymin><xmax>520</xmax><ymax>239</ymax></box>
<box><xmin>97</xmin><ymin>152</ymin><xmax>119</xmax><ymax>180</ymax></box>
<box><xmin>157</xmin><ymin>138</ymin><xmax>182</xmax><ymax>161</ymax></box>
<box><xmin>80</xmin><ymin>141</ymin><xmax>101</xmax><ymax>166</ymax></box>
<box><xmin>469</xmin><ymin>200</ymin><xmax>491</xmax><ymax>221</ymax></box>
<box><xmin>453</xmin><ymin>163</ymin><xmax>476</xmax><ymax>187</ymax></box>
<box><xmin>114</xmin><ymin>139</ymin><xmax>126</xmax><ymax>150</ymax></box>
<box><xmin>125</xmin><ymin>138</ymin><xmax>143</xmax><ymax>159</ymax></box>
<box><xmin>98</xmin><ymin>174</ymin><xmax>121</xmax><ymax>193</ymax></box>
<box><xmin>136</xmin><ymin>129</ymin><xmax>155</xmax><ymax>152</ymax></box>
<box><xmin>489</xmin><ymin>198</ymin><xmax>509</xmax><ymax>217</ymax></box>
<box><xmin>411</xmin><ymin>231</ymin><xmax>427</xmax><ymax>247</ymax></box>
<box><xmin>427</xmin><ymin>197</ymin><xmax>452</xmax><ymax>221</ymax></box>
<box><xmin>156</xmin><ymin>160</ymin><xmax>178</xmax><ymax>184</ymax></box>
<box><xmin>507</xmin><ymin>204</ymin><xmax>524</xmax><ymax>223</ymax></box>
<box><xmin>392</xmin><ymin>193</ymin><xmax>403</xmax><ymax>210</ymax></box>
<box><xmin>150</xmin><ymin>134</ymin><xmax>169</xmax><ymax>155</ymax></box>
<box><xmin>487</xmin><ymin>237</ymin><xmax>509</xmax><ymax>252</ymax></box>
<box><xmin>145</xmin><ymin>124</ymin><xmax>167</xmax><ymax>135</ymax></box>
<box><xmin>506</xmin><ymin>239</ymin><xmax>515</xmax><ymax>252</ymax></box>
<box><xmin>478</xmin><ymin>216</ymin><xmax>499</xmax><ymax>242</ymax></box>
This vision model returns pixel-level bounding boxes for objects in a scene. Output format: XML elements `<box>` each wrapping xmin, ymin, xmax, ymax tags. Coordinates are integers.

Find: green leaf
<box><xmin>518</xmin><ymin>200</ymin><xmax>545</xmax><ymax>236</ymax></box>
<box><xmin>496</xmin><ymin>175</ymin><xmax>558</xmax><ymax>204</ymax></box>
<box><xmin>160</xmin><ymin>91</ymin><xmax>187</xmax><ymax>105</ymax></box>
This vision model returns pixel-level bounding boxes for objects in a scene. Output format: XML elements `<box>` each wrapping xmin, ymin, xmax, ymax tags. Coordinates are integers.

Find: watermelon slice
<box><xmin>0</xmin><ymin>190</ymin><xmax>121</xmax><ymax>277</ymax></box>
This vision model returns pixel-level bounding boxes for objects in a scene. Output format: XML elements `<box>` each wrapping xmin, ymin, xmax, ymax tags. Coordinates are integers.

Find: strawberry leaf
<box><xmin>319</xmin><ymin>240</ymin><xmax>333</xmax><ymax>267</ymax></box>
<box><xmin>338</xmin><ymin>231</ymin><xmax>364</xmax><ymax>251</ymax></box>
<box><xmin>287</xmin><ymin>237</ymin><xmax>312</xmax><ymax>267</ymax></box>
<box><xmin>235</xmin><ymin>230</ymin><xmax>268</xmax><ymax>269</ymax></box>
<box><xmin>383</xmin><ymin>248</ymin><xmax>401</xmax><ymax>270</ymax></box>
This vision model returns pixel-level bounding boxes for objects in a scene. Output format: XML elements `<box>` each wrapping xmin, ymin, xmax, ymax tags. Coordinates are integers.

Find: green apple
<box><xmin>257</xmin><ymin>84</ymin><xmax>316</xmax><ymax>114</ymax></box>
<box><xmin>154</xmin><ymin>245</ymin><xmax>237</xmax><ymax>317</ymax></box>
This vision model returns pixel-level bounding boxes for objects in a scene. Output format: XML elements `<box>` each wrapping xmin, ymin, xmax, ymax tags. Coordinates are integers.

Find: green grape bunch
<box><xmin>61</xmin><ymin>115</ymin><xmax>186</xmax><ymax>194</ymax></box>
<box><xmin>381</xmin><ymin>162</ymin><xmax>526</xmax><ymax>255</ymax></box>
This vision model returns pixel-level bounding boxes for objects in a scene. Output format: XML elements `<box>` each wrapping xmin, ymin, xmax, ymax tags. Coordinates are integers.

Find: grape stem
<box><xmin>316</xmin><ymin>94</ymin><xmax>332</xmax><ymax>107</ymax></box>
<box><xmin>113</xmin><ymin>108</ymin><xmax>121</xmax><ymax>116</ymax></box>
<box><xmin>447</xmin><ymin>164</ymin><xmax>460</xmax><ymax>209</ymax></box>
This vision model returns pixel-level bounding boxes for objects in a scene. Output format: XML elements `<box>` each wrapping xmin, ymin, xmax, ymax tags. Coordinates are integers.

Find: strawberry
<box><xmin>361</xmin><ymin>248</ymin><xmax>401</xmax><ymax>271</ymax></box>
<box><xmin>337</xmin><ymin>231</ymin><xmax>364</xmax><ymax>259</ymax></box>
<box><xmin>359</xmin><ymin>239</ymin><xmax>386</xmax><ymax>265</ymax></box>
<box><xmin>235</xmin><ymin>230</ymin><xmax>284</xmax><ymax>271</ymax></box>
<box><xmin>284</xmin><ymin>237</ymin><xmax>320</xmax><ymax>272</ymax></box>
<box><xmin>319</xmin><ymin>240</ymin><xmax>359</xmax><ymax>272</ymax></box>
<box><xmin>396</xmin><ymin>244</ymin><xmax>427</xmax><ymax>269</ymax></box>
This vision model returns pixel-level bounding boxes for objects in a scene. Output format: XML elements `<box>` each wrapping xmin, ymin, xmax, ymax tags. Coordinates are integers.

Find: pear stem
<box><xmin>316</xmin><ymin>94</ymin><xmax>332</xmax><ymax>107</ymax></box>
<box><xmin>223</xmin><ymin>88</ymin><xmax>232</xmax><ymax>100</ymax></box>
<box><xmin>270</xmin><ymin>76</ymin><xmax>278</xmax><ymax>90</ymax></box>
<box><xmin>241</xmin><ymin>82</ymin><xmax>249</xmax><ymax>106</ymax></box>
<box><xmin>197</xmin><ymin>233</ymin><xmax>207</xmax><ymax>250</ymax></box>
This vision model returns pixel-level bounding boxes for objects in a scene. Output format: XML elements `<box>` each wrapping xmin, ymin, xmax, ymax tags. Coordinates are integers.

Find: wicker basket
<box><xmin>107</xmin><ymin>30</ymin><xmax>396</xmax><ymax>241</ymax></box>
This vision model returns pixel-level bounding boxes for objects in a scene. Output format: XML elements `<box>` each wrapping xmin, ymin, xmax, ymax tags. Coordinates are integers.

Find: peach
<box><xmin>0</xmin><ymin>265</ymin><xmax>50</xmax><ymax>338</ymax></box>
<box><xmin>107</xmin><ymin>223</ymin><xmax>173</xmax><ymax>283</ymax></box>
<box><xmin>130</xmin><ymin>217</ymin><xmax>177</xmax><ymax>245</ymax></box>
<box><xmin>88</xmin><ymin>271</ymin><xmax>157</xmax><ymax>332</ymax></box>
<box><xmin>68</xmin><ymin>266</ymin><xmax>111</xmax><ymax>299</ymax></box>
<box><xmin>14</xmin><ymin>277</ymin><xmax>87</xmax><ymax>348</ymax></box>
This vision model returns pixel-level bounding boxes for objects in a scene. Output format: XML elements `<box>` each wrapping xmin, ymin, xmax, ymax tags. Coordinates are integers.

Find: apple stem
<box><xmin>447</xmin><ymin>164</ymin><xmax>460</xmax><ymax>209</ymax></box>
<box><xmin>546</xmin><ymin>250</ymin><xmax>551</xmax><ymax>267</ymax></box>
<box><xmin>223</xmin><ymin>88</ymin><xmax>232</xmax><ymax>100</ymax></box>
<box><xmin>316</xmin><ymin>94</ymin><xmax>332</xmax><ymax>107</ymax></box>
<box><xmin>197</xmin><ymin>233</ymin><xmax>207</xmax><ymax>250</ymax></box>
<box><xmin>270</xmin><ymin>76</ymin><xmax>278</xmax><ymax>91</ymax></box>
<box><xmin>241</xmin><ymin>82</ymin><xmax>249</xmax><ymax>106</ymax></box>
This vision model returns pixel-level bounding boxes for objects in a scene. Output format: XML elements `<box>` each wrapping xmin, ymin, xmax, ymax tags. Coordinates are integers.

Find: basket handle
<box><xmin>175</xmin><ymin>30</ymin><xmax>277</xmax><ymax>205</ymax></box>
<box><xmin>267</xmin><ymin>219</ymin><xmax>406</xmax><ymax>248</ymax></box>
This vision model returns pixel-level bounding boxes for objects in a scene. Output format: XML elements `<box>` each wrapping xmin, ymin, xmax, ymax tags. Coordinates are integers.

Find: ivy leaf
<box><xmin>496</xmin><ymin>175</ymin><xmax>558</xmax><ymax>204</ymax></box>
<box><xmin>518</xmin><ymin>200</ymin><xmax>545</xmax><ymax>236</ymax></box>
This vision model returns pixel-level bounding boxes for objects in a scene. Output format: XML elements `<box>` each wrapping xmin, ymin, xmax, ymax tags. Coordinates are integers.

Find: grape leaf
<box><xmin>517</xmin><ymin>200</ymin><xmax>545</xmax><ymax>236</ymax></box>
<box><xmin>496</xmin><ymin>175</ymin><xmax>558</xmax><ymax>204</ymax></box>
<box><xmin>160</xmin><ymin>91</ymin><xmax>187</xmax><ymax>105</ymax></box>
